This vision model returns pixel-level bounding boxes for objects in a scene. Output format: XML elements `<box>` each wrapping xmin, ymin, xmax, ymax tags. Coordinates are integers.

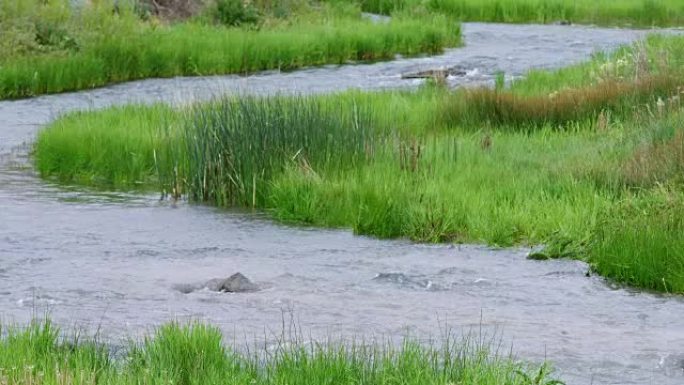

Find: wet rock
<box><xmin>401</xmin><ymin>66</ymin><xmax>467</xmax><ymax>80</ymax></box>
<box><xmin>402</xmin><ymin>69</ymin><xmax>448</xmax><ymax>80</ymax></box>
<box><xmin>207</xmin><ymin>272</ymin><xmax>259</xmax><ymax>293</ymax></box>
<box><xmin>659</xmin><ymin>354</ymin><xmax>684</xmax><ymax>376</ymax></box>
<box><xmin>373</xmin><ymin>272</ymin><xmax>412</xmax><ymax>284</ymax></box>
<box><xmin>176</xmin><ymin>272</ymin><xmax>259</xmax><ymax>294</ymax></box>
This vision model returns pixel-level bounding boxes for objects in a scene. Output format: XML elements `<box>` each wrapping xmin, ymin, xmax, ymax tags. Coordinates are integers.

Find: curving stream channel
<box><xmin>1</xmin><ymin>23</ymin><xmax>684</xmax><ymax>385</ymax></box>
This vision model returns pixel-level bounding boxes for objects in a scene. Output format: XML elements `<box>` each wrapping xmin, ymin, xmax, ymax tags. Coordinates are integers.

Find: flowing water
<box><xmin>1</xmin><ymin>23</ymin><xmax>684</xmax><ymax>385</ymax></box>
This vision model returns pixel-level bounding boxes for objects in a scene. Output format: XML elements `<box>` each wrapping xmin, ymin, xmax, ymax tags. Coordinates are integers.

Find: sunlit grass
<box><xmin>0</xmin><ymin>320</ymin><xmax>563</xmax><ymax>385</ymax></box>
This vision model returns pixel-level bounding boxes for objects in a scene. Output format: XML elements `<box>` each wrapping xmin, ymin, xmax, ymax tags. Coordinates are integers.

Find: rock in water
<box><xmin>401</xmin><ymin>66</ymin><xmax>467</xmax><ymax>80</ymax></box>
<box><xmin>208</xmin><ymin>273</ymin><xmax>259</xmax><ymax>293</ymax></box>
<box><xmin>176</xmin><ymin>273</ymin><xmax>259</xmax><ymax>294</ymax></box>
<box><xmin>402</xmin><ymin>68</ymin><xmax>448</xmax><ymax>80</ymax></box>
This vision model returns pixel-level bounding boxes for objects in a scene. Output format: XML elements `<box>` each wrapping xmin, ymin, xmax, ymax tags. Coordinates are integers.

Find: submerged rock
<box><xmin>373</xmin><ymin>272</ymin><xmax>412</xmax><ymax>284</ymax></box>
<box><xmin>174</xmin><ymin>283</ymin><xmax>196</xmax><ymax>294</ymax></box>
<box><xmin>373</xmin><ymin>272</ymin><xmax>439</xmax><ymax>290</ymax></box>
<box><xmin>206</xmin><ymin>272</ymin><xmax>259</xmax><ymax>293</ymax></box>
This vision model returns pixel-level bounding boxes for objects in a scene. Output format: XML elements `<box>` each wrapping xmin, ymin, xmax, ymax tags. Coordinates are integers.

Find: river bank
<box><xmin>0</xmin><ymin>0</ymin><xmax>459</xmax><ymax>99</ymax></box>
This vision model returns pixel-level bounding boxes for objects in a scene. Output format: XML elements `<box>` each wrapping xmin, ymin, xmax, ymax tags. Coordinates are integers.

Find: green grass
<box><xmin>0</xmin><ymin>320</ymin><xmax>563</xmax><ymax>385</ymax></box>
<box><xmin>34</xmin><ymin>104</ymin><xmax>181</xmax><ymax>189</ymax></box>
<box><xmin>0</xmin><ymin>0</ymin><xmax>460</xmax><ymax>99</ymax></box>
<box><xmin>349</xmin><ymin>0</ymin><xmax>684</xmax><ymax>27</ymax></box>
<box><xmin>268</xmin><ymin>128</ymin><xmax>616</xmax><ymax>244</ymax></box>
<box><xmin>588</xmin><ymin>188</ymin><xmax>684</xmax><ymax>293</ymax></box>
<box><xmin>34</xmin><ymin>35</ymin><xmax>684</xmax><ymax>294</ymax></box>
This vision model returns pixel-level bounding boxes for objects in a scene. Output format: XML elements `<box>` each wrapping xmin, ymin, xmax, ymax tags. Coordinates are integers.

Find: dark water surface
<box><xmin>1</xmin><ymin>23</ymin><xmax>683</xmax><ymax>385</ymax></box>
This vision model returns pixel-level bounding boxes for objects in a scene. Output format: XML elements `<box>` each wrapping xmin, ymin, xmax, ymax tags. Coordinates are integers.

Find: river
<box><xmin>1</xmin><ymin>22</ymin><xmax>683</xmax><ymax>385</ymax></box>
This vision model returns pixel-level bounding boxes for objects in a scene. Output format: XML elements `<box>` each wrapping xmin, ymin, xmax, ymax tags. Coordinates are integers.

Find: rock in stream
<box><xmin>176</xmin><ymin>272</ymin><xmax>259</xmax><ymax>294</ymax></box>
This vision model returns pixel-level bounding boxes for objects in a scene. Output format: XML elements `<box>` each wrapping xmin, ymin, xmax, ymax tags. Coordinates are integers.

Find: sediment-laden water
<box><xmin>1</xmin><ymin>23</ymin><xmax>683</xmax><ymax>385</ymax></box>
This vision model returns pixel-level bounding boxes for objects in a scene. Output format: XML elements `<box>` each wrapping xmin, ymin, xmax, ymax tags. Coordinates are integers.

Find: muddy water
<box><xmin>1</xmin><ymin>23</ymin><xmax>684</xmax><ymax>384</ymax></box>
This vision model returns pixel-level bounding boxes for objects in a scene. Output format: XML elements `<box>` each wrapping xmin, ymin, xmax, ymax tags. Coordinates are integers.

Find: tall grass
<box><xmin>350</xmin><ymin>0</ymin><xmax>684</xmax><ymax>27</ymax></box>
<box><xmin>183</xmin><ymin>96</ymin><xmax>376</xmax><ymax>207</ymax></box>
<box><xmin>441</xmin><ymin>74</ymin><xmax>681</xmax><ymax>131</ymax></box>
<box><xmin>0</xmin><ymin>320</ymin><xmax>562</xmax><ymax>385</ymax></box>
<box><xmin>0</xmin><ymin>0</ymin><xmax>460</xmax><ymax>99</ymax></box>
<box><xmin>588</xmin><ymin>188</ymin><xmax>684</xmax><ymax>293</ymax></box>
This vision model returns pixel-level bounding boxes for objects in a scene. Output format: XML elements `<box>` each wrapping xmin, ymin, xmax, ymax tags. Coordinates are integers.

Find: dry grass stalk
<box><xmin>399</xmin><ymin>138</ymin><xmax>422</xmax><ymax>172</ymax></box>
<box><xmin>623</xmin><ymin>130</ymin><xmax>684</xmax><ymax>187</ymax></box>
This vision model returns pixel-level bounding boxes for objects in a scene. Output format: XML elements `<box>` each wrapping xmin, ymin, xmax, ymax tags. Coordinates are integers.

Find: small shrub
<box><xmin>213</xmin><ymin>0</ymin><xmax>260</xmax><ymax>26</ymax></box>
<box><xmin>34</xmin><ymin>20</ymin><xmax>79</xmax><ymax>51</ymax></box>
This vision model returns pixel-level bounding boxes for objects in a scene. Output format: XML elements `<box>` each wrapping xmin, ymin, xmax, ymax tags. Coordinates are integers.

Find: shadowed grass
<box><xmin>0</xmin><ymin>320</ymin><xmax>563</xmax><ymax>385</ymax></box>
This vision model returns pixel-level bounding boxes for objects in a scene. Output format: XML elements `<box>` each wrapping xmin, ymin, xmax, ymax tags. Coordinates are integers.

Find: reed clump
<box><xmin>0</xmin><ymin>320</ymin><xmax>562</xmax><ymax>385</ymax></box>
<box><xmin>182</xmin><ymin>96</ymin><xmax>376</xmax><ymax>207</ymax></box>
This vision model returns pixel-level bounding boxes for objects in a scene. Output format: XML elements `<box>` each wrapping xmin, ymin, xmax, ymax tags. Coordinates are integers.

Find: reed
<box><xmin>182</xmin><ymin>95</ymin><xmax>376</xmax><ymax>207</ymax></box>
